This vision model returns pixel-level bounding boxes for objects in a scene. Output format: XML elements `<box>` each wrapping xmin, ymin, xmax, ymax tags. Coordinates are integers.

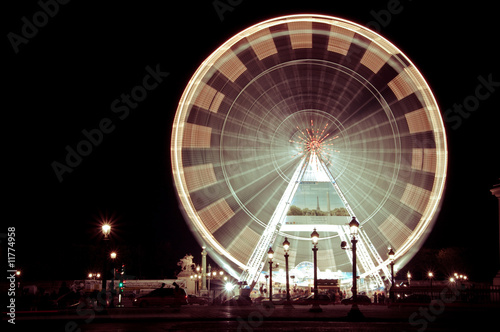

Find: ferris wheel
<box><xmin>171</xmin><ymin>14</ymin><xmax>447</xmax><ymax>288</ymax></box>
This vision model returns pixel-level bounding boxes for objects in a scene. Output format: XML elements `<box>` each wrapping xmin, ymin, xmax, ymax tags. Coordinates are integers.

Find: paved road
<box><xmin>6</xmin><ymin>303</ymin><xmax>499</xmax><ymax>331</ymax></box>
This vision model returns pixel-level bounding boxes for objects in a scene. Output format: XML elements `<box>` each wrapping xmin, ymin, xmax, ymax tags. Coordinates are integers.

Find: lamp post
<box><xmin>265</xmin><ymin>274</ymin><xmax>269</xmax><ymax>296</ymax></box>
<box><xmin>309</xmin><ymin>228</ymin><xmax>322</xmax><ymax>313</ymax></box>
<box><xmin>407</xmin><ymin>271</ymin><xmax>411</xmax><ymax>287</ymax></box>
<box><xmin>201</xmin><ymin>247</ymin><xmax>208</xmax><ymax>295</ymax></box>
<box><xmin>109</xmin><ymin>252</ymin><xmax>117</xmax><ymax>307</ymax></box>
<box><xmin>282</xmin><ymin>237</ymin><xmax>294</xmax><ymax>308</ymax></box>
<box><xmin>15</xmin><ymin>270</ymin><xmax>21</xmax><ymax>293</ymax></box>
<box><xmin>267</xmin><ymin>247</ymin><xmax>278</xmax><ymax>306</ymax></box>
<box><xmin>101</xmin><ymin>223</ymin><xmax>111</xmax><ymax>306</ymax></box>
<box><xmin>349</xmin><ymin>218</ymin><xmax>359</xmax><ymax>302</ymax></box>
<box><xmin>346</xmin><ymin>217</ymin><xmax>364</xmax><ymax>320</ymax></box>
<box><xmin>208</xmin><ymin>264</ymin><xmax>212</xmax><ymax>300</ymax></box>
<box><xmin>428</xmin><ymin>271</ymin><xmax>434</xmax><ymax>299</ymax></box>
<box><xmin>388</xmin><ymin>248</ymin><xmax>395</xmax><ymax>302</ymax></box>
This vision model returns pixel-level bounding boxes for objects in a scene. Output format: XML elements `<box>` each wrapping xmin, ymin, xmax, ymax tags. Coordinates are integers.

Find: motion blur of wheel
<box><xmin>171</xmin><ymin>14</ymin><xmax>447</xmax><ymax>284</ymax></box>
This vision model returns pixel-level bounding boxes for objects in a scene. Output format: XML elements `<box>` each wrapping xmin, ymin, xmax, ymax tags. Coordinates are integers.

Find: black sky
<box><xmin>5</xmin><ymin>1</ymin><xmax>499</xmax><ymax>282</ymax></box>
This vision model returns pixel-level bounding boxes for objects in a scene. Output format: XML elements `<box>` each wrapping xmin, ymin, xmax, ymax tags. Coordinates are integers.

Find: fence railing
<box><xmin>391</xmin><ymin>285</ymin><xmax>500</xmax><ymax>304</ymax></box>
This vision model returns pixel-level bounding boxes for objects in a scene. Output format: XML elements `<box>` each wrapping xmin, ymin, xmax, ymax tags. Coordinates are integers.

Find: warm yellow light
<box><xmin>311</xmin><ymin>229</ymin><xmax>319</xmax><ymax>244</ymax></box>
<box><xmin>110</xmin><ymin>252</ymin><xmax>117</xmax><ymax>259</ymax></box>
<box><xmin>388</xmin><ymin>248</ymin><xmax>395</xmax><ymax>262</ymax></box>
<box><xmin>349</xmin><ymin>217</ymin><xmax>359</xmax><ymax>237</ymax></box>
<box><xmin>282</xmin><ymin>237</ymin><xmax>290</xmax><ymax>252</ymax></box>
<box><xmin>267</xmin><ymin>247</ymin><xmax>274</xmax><ymax>260</ymax></box>
<box><xmin>102</xmin><ymin>224</ymin><xmax>111</xmax><ymax>237</ymax></box>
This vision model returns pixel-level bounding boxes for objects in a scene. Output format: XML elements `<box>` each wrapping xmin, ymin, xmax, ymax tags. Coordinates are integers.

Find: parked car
<box><xmin>293</xmin><ymin>294</ymin><xmax>332</xmax><ymax>305</ymax></box>
<box><xmin>187</xmin><ymin>294</ymin><xmax>210</xmax><ymax>305</ymax></box>
<box><xmin>133</xmin><ymin>288</ymin><xmax>187</xmax><ymax>307</ymax></box>
<box><xmin>222</xmin><ymin>295</ymin><xmax>253</xmax><ymax>306</ymax></box>
<box><xmin>252</xmin><ymin>296</ymin><xmax>266</xmax><ymax>305</ymax></box>
<box><xmin>341</xmin><ymin>295</ymin><xmax>372</xmax><ymax>305</ymax></box>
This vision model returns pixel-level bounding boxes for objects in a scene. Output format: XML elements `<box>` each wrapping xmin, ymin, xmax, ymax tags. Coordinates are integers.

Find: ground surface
<box><xmin>5</xmin><ymin>302</ymin><xmax>499</xmax><ymax>331</ymax></box>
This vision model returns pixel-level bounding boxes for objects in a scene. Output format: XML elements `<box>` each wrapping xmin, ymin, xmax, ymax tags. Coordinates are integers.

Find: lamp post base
<box><xmin>347</xmin><ymin>303</ymin><xmax>365</xmax><ymax>321</ymax></box>
<box><xmin>309</xmin><ymin>303</ymin><xmax>323</xmax><ymax>313</ymax></box>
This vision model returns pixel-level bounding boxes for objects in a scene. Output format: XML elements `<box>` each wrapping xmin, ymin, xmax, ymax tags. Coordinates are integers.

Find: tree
<box><xmin>332</xmin><ymin>207</ymin><xmax>350</xmax><ymax>216</ymax></box>
<box><xmin>287</xmin><ymin>205</ymin><xmax>303</xmax><ymax>216</ymax></box>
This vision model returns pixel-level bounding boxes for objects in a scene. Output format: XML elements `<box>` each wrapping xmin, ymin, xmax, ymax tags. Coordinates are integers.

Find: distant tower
<box><xmin>327</xmin><ymin>191</ymin><xmax>331</xmax><ymax>216</ymax></box>
<box><xmin>316</xmin><ymin>196</ymin><xmax>320</xmax><ymax>211</ymax></box>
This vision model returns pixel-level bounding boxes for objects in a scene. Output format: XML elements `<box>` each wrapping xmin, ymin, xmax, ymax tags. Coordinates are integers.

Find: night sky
<box><xmin>5</xmin><ymin>1</ymin><xmax>499</xmax><ymax>282</ymax></box>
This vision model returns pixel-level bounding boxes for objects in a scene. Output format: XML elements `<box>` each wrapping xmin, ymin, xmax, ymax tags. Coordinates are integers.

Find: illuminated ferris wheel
<box><xmin>171</xmin><ymin>14</ymin><xmax>447</xmax><ymax>288</ymax></box>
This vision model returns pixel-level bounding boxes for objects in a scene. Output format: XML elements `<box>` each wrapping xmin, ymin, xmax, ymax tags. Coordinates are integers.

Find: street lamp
<box><xmin>102</xmin><ymin>224</ymin><xmax>111</xmax><ymax>240</ymax></box>
<box><xmin>100</xmin><ymin>223</ymin><xmax>111</xmax><ymax>306</ymax></box>
<box><xmin>267</xmin><ymin>247</ymin><xmax>279</xmax><ymax>306</ymax></box>
<box><xmin>345</xmin><ymin>217</ymin><xmax>364</xmax><ymax>320</ymax></box>
<box><xmin>109</xmin><ymin>252</ymin><xmax>117</xmax><ymax>307</ymax></box>
<box><xmin>309</xmin><ymin>228</ymin><xmax>322</xmax><ymax>313</ymax></box>
<box><xmin>388</xmin><ymin>248</ymin><xmax>395</xmax><ymax>301</ymax></box>
<box><xmin>282</xmin><ymin>237</ymin><xmax>293</xmax><ymax>308</ymax></box>
<box><xmin>15</xmin><ymin>270</ymin><xmax>21</xmax><ymax>292</ymax></box>
<box><xmin>428</xmin><ymin>271</ymin><xmax>434</xmax><ymax>299</ymax></box>
<box><xmin>349</xmin><ymin>217</ymin><xmax>359</xmax><ymax>301</ymax></box>
<box><xmin>208</xmin><ymin>264</ymin><xmax>212</xmax><ymax>300</ymax></box>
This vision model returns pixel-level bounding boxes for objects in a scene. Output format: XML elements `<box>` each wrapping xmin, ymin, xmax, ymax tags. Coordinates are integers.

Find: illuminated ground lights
<box><xmin>171</xmin><ymin>14</ymin><xmax>447</xmax><ymax>290</ymax></box>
